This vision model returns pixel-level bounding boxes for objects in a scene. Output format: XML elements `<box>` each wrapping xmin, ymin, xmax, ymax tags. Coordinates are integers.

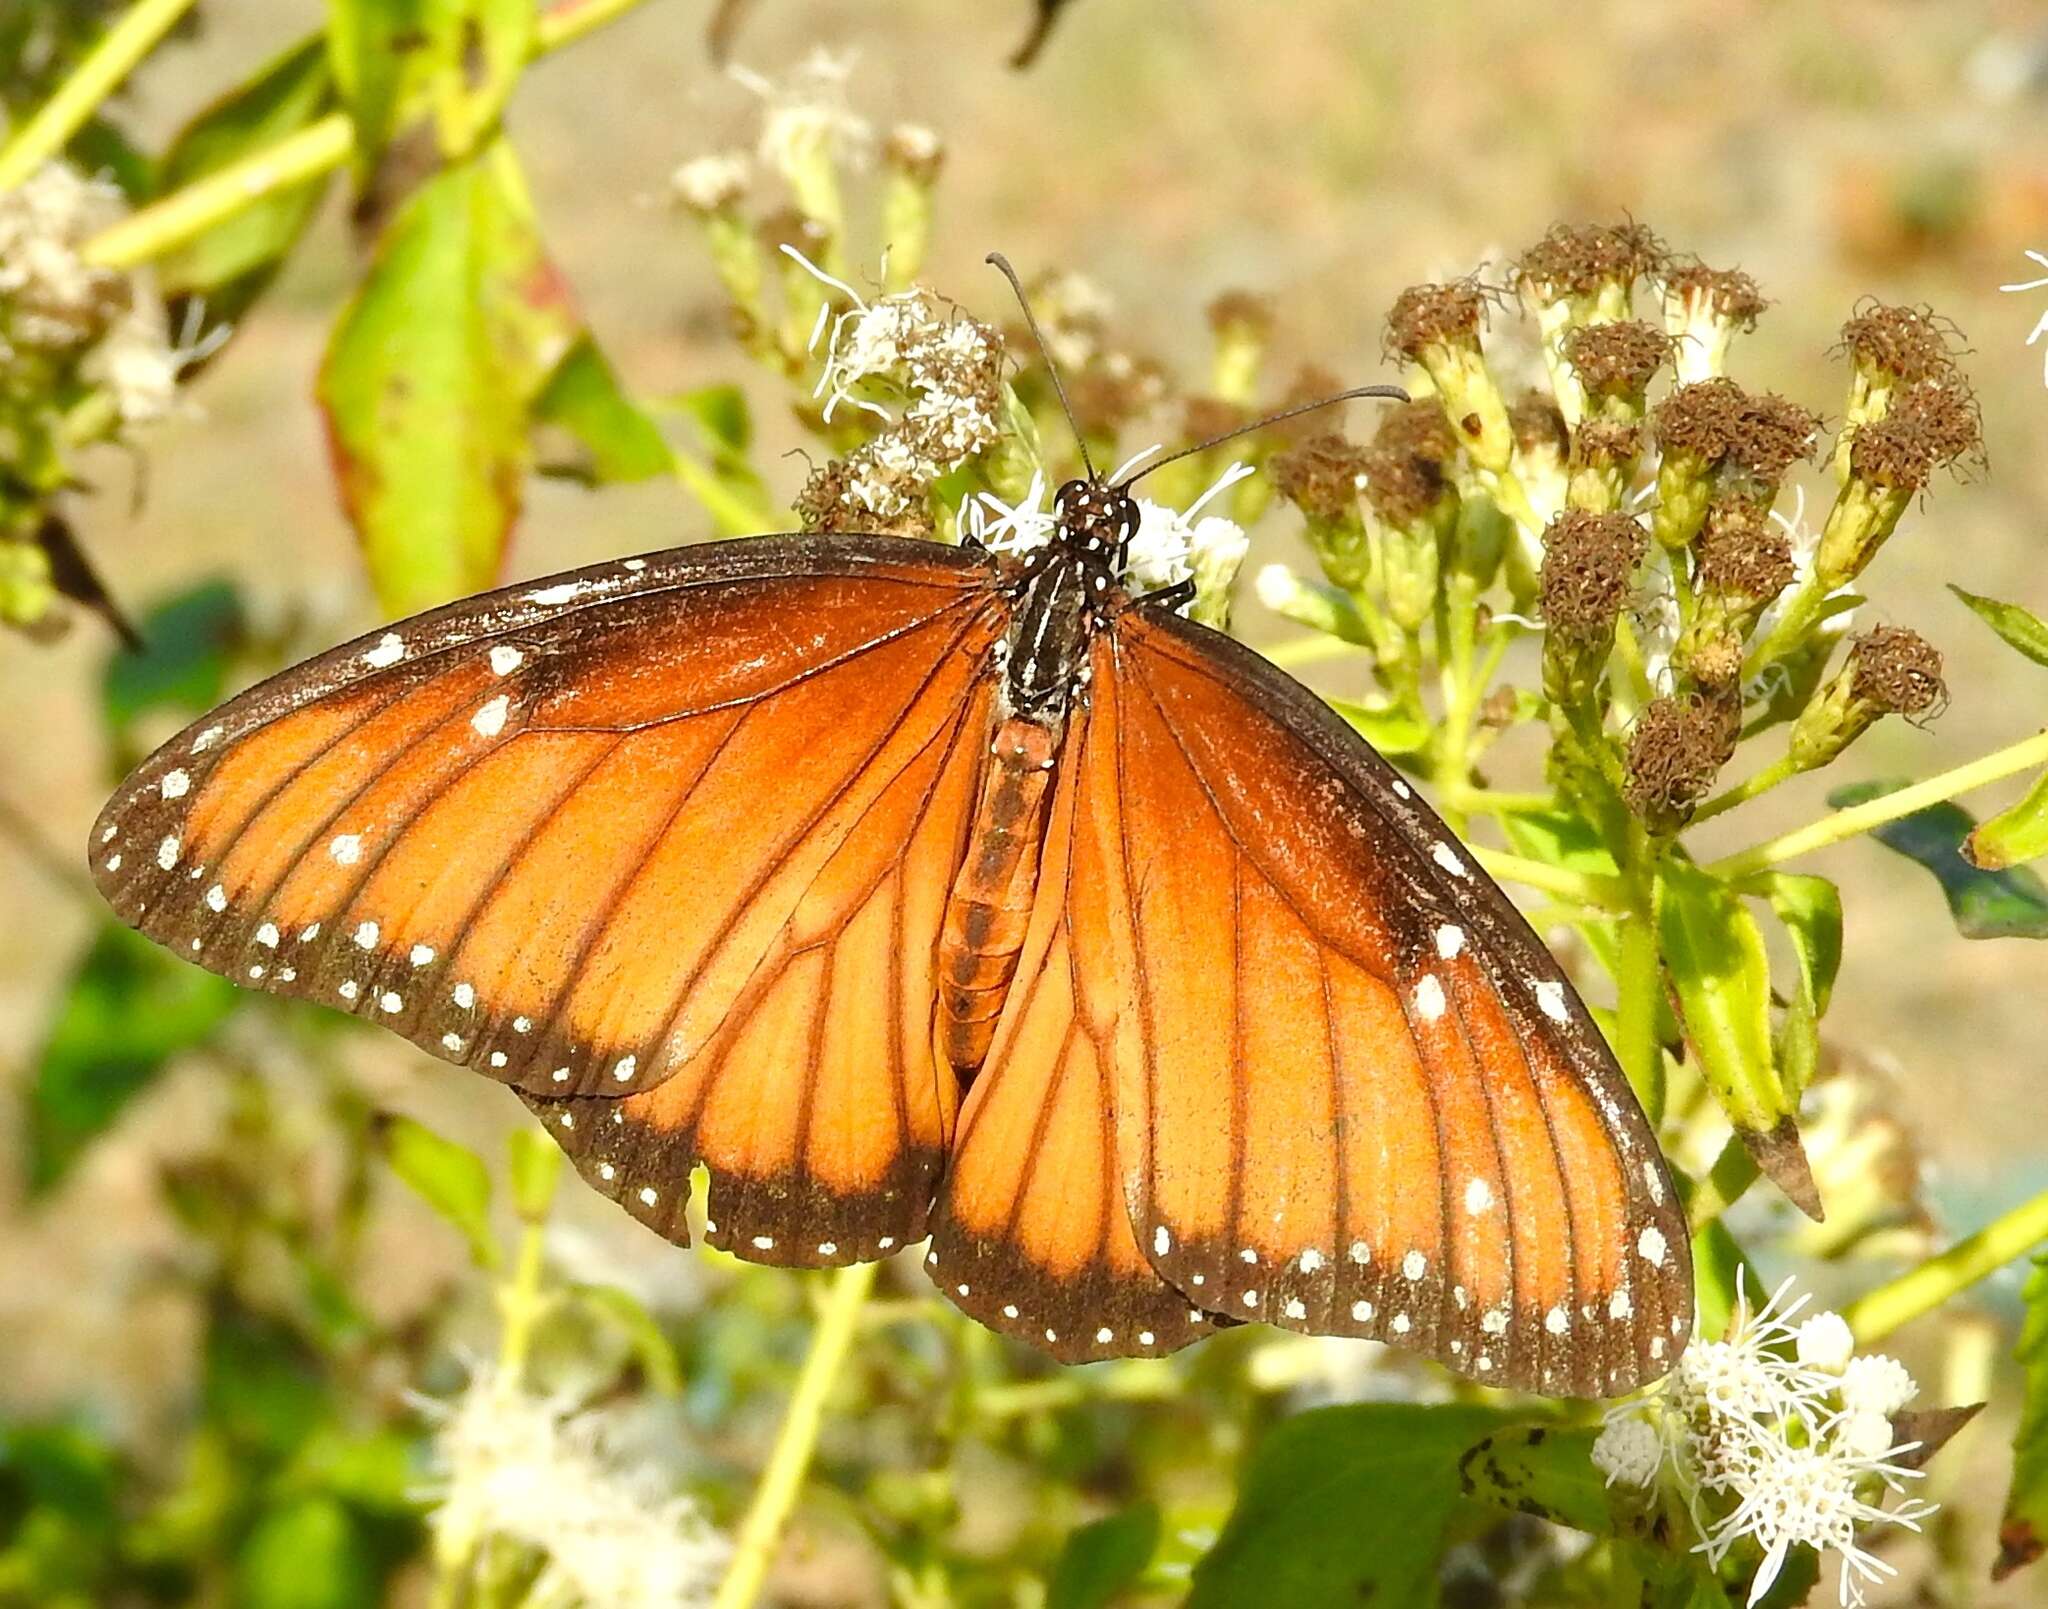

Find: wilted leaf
<box><xmin>1967</xmin><ymin>766</ymin><xmax>2048</xmax><ymax>871</ymax></box>
<box><xmin>533</xmin><ymin>336</ymin><xmax>674</xmax><ymax>483</ymax></box>
<box><xmin>319</xmin><ymin>144</ymin><xmax>578</xmax><ymax>613</ymax></box>
<box><xmin>375</xmin><ymin>1114</ymin><xmax>497</xmax><ymax>1267</ymax></box>
<box><xmin>155</xmin><ymin>33</ymin><xmax>335</xmax><ymax>330</ymax></box>
<box><xmin>1950</xmin><ymin>584</ymin><xmax>2048</xmax><ymax>670</ymax></box>
<box><xmin>99</xmin><ymin>579</ymin><xmax>247</xmax><ymax>743</ymax></box>
<box><xmin>26</xmin><ymin>924</ymin><xmax>242</xmax><ymax>1195</ymax></box>
<box><xmin>1189</xmin><ymin>1405</ymin><xmax>1507</xmax><ymax>1608</ymax></box>
<box><xmin>1329</xmin><ymin>700</ymin><xmax>1431</xmax><ymax>756</ymax></box>
<box><xmin>1656</xmin><ymin>862</ymin><xmax>1817</xmax><ymax>1217</ymax></box>
<box><xmin>1459</xmin><ymin>1425</ymin><xmax>1619</xmax><ymax>1535</ymax></box>
<box><xmin>1996</xmin><ymin>1253</ymin><xmax>2048</xmax><ymax>1580</ymax></box>
<box><xmin>1828</xmin><ymin>781</ymin><xmax>2048</xmax><ymax>940</ymax></box>
<box><xmin>1047</xmin><ymin>1503</ymin><xmax>1159</xmax><ymax>1609</ymax></box>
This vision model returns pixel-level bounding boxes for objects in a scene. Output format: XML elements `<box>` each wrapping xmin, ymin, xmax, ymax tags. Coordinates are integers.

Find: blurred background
<box><xmin>4</xmin><ymin>1</ymin><xmax>2048</xmax><ymax>1602</ymax></box>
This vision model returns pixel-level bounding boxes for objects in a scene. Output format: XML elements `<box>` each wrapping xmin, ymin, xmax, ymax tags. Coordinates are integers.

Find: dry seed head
<box><xmin>1384</xmin><ymin>280</ymin><xmax>1487</xmax><ymax>361</ymax></box>
<box><xmin>1725</xmin><ymin>392</ymin><xmax>1822</xmax><ymax>482</ymax></box>
<box><xmin>883</xmin><ymin>123</ymin><xmax>945</xmax><ymax>182</ymax></box>
<box><xmin>1624</xmin><ymin>693</ymin><xmax>1738</xmax><ymax>824</ymax></box>
<box><xmin>1561</xmin><ymin>320</ymin><xmax>1672</xmax><ymax>396</ymax></box>
<box><xmin>1065</xmin><ymin>356</ymin><xmax>1166</xmax><ymax>438</ymax></box>
<box><xmin>1182</xmin><ymin>395</ymin><xmax>1250</xmax><ymax>448</ymax></box>
<box><xmin>1510</xmin><ymin>390</ymin><xmax>1570</xmax><ymax>458</ymax></box>
<box><xmin>1574</xmin><ymin>417</ymin><xmax>1643</xmax><ymax>468</ymax></box>
<box><xmin>1272</xmin><ymin>433</ymin><xmax>1370</xmax><ymax>523</ymax></box>
<box><xmin>1269</xmin><ymin>364</ymin><xmax>1352</xmax><ymax>442</ymax></box>
<box><xmin>1661</xmin><ymin>258</ymin><xmax>1768</xmax><ymax>327</ymax></box>
<box><xmin>1839</xmin><ymin>302</ymin><xmax>1961</xmax><ymax>385</ymax></box>
<box><xmin>1539</xmin><ymin>510</ymin><xmax>1647</xmax><ymax>642</ymax></box>
<box><xmin>1208</xmin><ymin>290</ymin><xmax>1275</xmax><ymax>340</ymax></box>
<box><xmin>1695</xmin><ymin>502</ymin><xmax>1796</xmax><ymax>601</ymax></box>
<box><xmin>1848</xmin><ymin>626</ymin><xmax>1944</xmax><ymax>716</ymax></box>
<box><xmin>1361</xmin><ymin>402</ymin><xmax>1457</xmax><ymax>524</ymax></box>
<box><xmin>1847</xmin><ymin>378</ymin><xmax>1982</xmax><ymax>491</ymax></box>
<box><xmin>755</xmin><ymin>207</ymin><xmax>828</xmax><ymax>257</ymax></box>
<box><xmin>1651</xmin><ymin>377</ymin><xmax>1749</xmax><ymax>461</ymax></box>
<box><xmin>1513</xmin><ymin>221</ymin><xmax>1665</xmax><ymax>302</ymax></box>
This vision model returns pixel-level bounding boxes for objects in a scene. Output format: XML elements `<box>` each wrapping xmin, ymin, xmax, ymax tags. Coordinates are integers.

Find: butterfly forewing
<box><xmin>92</xmin><ymin>535</ymin><xmax>1008</xmax><ymax>1259</ymax></box>
<box><xmin>1083</xmin><ymin>610</ymin><xmax>1691</xmax><ymax>1395</ymax></box>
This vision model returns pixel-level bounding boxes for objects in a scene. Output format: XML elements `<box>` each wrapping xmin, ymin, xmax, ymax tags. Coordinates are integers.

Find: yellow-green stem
<box><xmin>713</xmin><ymin>1262</ymin><xmax>878</xmax><ymax>1609</ymax></box>
<box><xmin>1614</xmin><ymin>835</ymin><xmax>1665</xmax><ymax>1124</ymax></box>
<box><xmin>0</xmin><ymin>0</ymin><xmax>200</xmax><ymax>191</ymax></box>
<box><xmin>1259</xmin><ymin>633</ymin><xmax>1366</xmax><ymax>670</ymax></box>
<box><xmin>1708</xmin><ymin>728</ymin><xmax>2048</xmax><ymax>880</ymax></box>
<box><xmin>1471</xmin><ymin>847</ymin><xmax>1627</xmax><ymax>908</ymax></box>
<box><xmin>1844</xmin><ymin>1186</ymin><xmax>2048</xmax><ymax>1344</ymax></box>
<box><xmin>80</xmin><ymin>0</ymin><xmax>658</xmax><ymax>270</ymax></box>
<box><xmin>1691</xmin><ymin>753</ymin><xmax>1800</xmax><ymax>824</ymax></box>
<box><xmin>493</xmin><ymin>1220</ymin><xmax>549</xmax><ymax>1399</ymax></box>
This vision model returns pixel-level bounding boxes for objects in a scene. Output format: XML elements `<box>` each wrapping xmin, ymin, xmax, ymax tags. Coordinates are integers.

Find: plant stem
<box><xmin>1471</xmin><ymin>847</ymin><xmax>1627</xmax><ymax>908</ymax></box>
<box><xmin>494</xmin><ymin>1219</ymin><xmax>549</xmax><ymax>1398</ymax></box>
<box><xmin>0</xmin><ymin>0</ymin><xmax>199</xmax><ymax>191</ymax></box>
<box><xmin>80</xmin><ymin>0</ymin><xmax>660</xmax><ymax>270</ymax></box>
<box><xmin>1691</xmin><ymin>753</ymin><xmax>1800</xmax><ymax>823</ymax></box>
<box><xmin>1844</xmin><ymin>1186</ymin><xmax>2048</xmax><ymax>1344</ymax></box>
<box><xmin>713</xmin><ymin>1262</ymin><xmax>878</xmax><ymax>1609</ymax></box>
<box><xmin>1442</xmin><ymin>785</ymin><xmax>1555</xmax><ymax>816</ymax></box>
<box><xmin>1685</xmin><ymin>1133</ymin><xmax>1760</xmax><ymax>1235</ymax></box>
<box><xmin>1262</xmin><ymin>633</ymin><xmax>1367</xmax><ymax>670</ymax></box>
<box><xmin>1708</xmin><ymin>727</ymin><xmax>2048</xmax><ymax>881</ymax></box>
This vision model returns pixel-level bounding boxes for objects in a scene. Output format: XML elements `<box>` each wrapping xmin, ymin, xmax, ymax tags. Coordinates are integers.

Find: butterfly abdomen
<box><xmin>936</xmin><ymin>716</ymin><xmax>1062</xmax><ymax>1071</ymax></box>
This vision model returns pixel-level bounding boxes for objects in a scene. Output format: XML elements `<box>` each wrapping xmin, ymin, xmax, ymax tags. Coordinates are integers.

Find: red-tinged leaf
<box><xmin>318</xmin><ymin>143</ymin><xmax>577</xmax><ymax>614</ymax></box>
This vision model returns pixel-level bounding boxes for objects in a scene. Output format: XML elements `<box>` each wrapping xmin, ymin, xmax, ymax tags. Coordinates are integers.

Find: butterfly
<box><xmin>89</xmin><ymin>268</ymin><xmax>1692</xmax><ymax>1399</ymax></box>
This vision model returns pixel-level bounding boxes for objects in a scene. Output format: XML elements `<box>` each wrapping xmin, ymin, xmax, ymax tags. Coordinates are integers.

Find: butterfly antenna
<box><xmin>1115</xmin><ymin>383</ymin><xmax>1410</xmax><ymax>491</ymax></box>
<box><xmin>985</xmin><ymin>252</ymin><xmax>1096</xmax><ymax>479</ymax></box>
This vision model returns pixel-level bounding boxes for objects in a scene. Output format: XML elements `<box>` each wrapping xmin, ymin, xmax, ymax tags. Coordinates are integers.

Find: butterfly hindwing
<box><xmin>1082</xmin><ymin>611</ymin><xmax>1691</xmax><ymax>1395</ymax></box>
<box><xmin>93</xmin><ymin>535</ymin><xmax>1007</xmax><ymax>1261</ymax></box>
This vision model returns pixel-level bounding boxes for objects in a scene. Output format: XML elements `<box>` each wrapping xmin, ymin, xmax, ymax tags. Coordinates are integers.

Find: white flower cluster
<box><xmin>1593</xmin><ymin>1278</ymin><xmax>1935</xmax><ymax>1608</ymax></box>
<box><xmin>0</xmin><ymin>162</ymin><xmax>127</xmax><ymax>359</ymax></box>
<box><xmin>422</xmin><ymin>1367</ymin><xmax>729</xmax><ymax>1609</ymax></box>
<box><xmin>785</xmin><ymin>247</ymin><xmax>1003</xmax><ymax>531</ymax></box>
<box><xmin>732</xmin><ymin>48</ymin><xmax>874</xmax><ymax>185</ymax></box>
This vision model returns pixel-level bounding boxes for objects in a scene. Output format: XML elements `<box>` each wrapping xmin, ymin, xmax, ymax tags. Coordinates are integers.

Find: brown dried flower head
<box><xmin>1724</xmin><ymin>392</ymin><xmax>1822</xmax><ymax>482</ymax></box>
<box><xmin>1651</xmin><ymin>377</ymin><xmax>1749</xmax><ymax>462</ymax></box>
<box><xmin>1207</xmin><ymin>290</ymin><xmax>1275</xmax><ymax>341</ymax></box>
<box><xmin>1695</xmin><ymin>502</ymin><xmax>1795</xmax><ymax>602</ymax></box>
<box><xmin>1539</xmin><ymin>510</ymin><xmax>1647</xmax><ymax>641</ymax></box>
<box><xmin>1848</xmin><ymin>625</ymin><xmax>1944</xmax><ymax>716</ymax></box>
<box><xmin>1513</xmin><ymin>221</ymin><xmax>1664</xmax><ymax>302</ymax></box>
<box><xmin>1573</xmin><ymin>418</ymin><xmax>1643</xmax><ymax>468</ymax></box>
<box><xmin>1509</xmin><ymin>390</ymin><xmax>1569</xmax><ymax>459</ymax></box>
<box><xmin>1384</xmin><ymin>280</ymin><xmax>1486</xmax><ymax>361</ymax></box>
<box><xmin>1839</xmin><ymin>302</ymin><xmax>1961</xmax><ymax>386</ymax></box>
<box><xmin>1661</xmin><ymin>257</ymin><xmax>1768</xmax><ymax>327</ymax></box>
<box><xmin>1848</xmin><ymin>378</ymin><xmax>1983</xmax><ymax>491</ymax></box>
<box><xmin>1360</xmin><ymin>402</ymin><xmax>1457</xmax><ymax>525</ymax></box>
<box><xmin>1182</xmin><ymin>396</ymin><xmax>1250</xmax><ymax>448</ymax></box>
<box><xmin>883</xmin><ymin>123</ymin><xmax>945</xmax><ymax>182</ymax></box>
<box><xmin>1623</xmin><ymin>693</ymin><xmax>1738</xmax><ymax>825</ymax></box>
<box><xmin>1271</xmin><ymin>433</ymin><xmax>1370</xmax><ymax>523</ymax></box>
<box><xmin>1562</xmin><ymin>320</ymin><xmax>1671</xmax><ymax>397</ymax></box>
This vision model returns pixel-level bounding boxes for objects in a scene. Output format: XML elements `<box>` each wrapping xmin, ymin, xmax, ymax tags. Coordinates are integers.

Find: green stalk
<box><xmin>0</xmin><ymin>0</ymin><xmax>200</xmax><ymax>191</ymax></box>
<box><xmin>1845</xmin><ymin>1187</ymin><xmax>2048</xmax><ymax>1343</ymax></box>
<box><xmin>1471</xmin><ymin>847</ymin><xmax>1627</xmax><ymax>908</ymax></box>
<box><xmin>1690</xmin><ymin>753</ymin><xmax>1800</xmax><ymax>824</ymax></box>
<box><xmin>712</xmin><ymin>1263</ymin><xmax>878</xmax><ymax>1609</ymax></box>
<box><xmin>1708</xmin><ymin>728</ymin><xmax>2048</xmax><ymax>880</ymax></box>
<box><xmin>81</xmin><ymin>0</ymin><xmax>659</xmax><ymax>270</ymax></box>
<box><xmin>1615</xmin><ymin>826</ymin><xmax>1665</xmax><ymax>1124</ymax></box>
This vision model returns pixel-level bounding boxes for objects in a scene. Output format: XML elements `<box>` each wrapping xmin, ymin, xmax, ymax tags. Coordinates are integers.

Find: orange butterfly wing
<box><xmin>1080</xmin><ymin>611</ymin><xmax>1691</xmax><ymax>1394</ymax></box>
<box><xmin>924</xmin><ymin>699</ymin><xmax>1226</xmax><ymax>1362</ymax></box>
<box><xmin>92</xmin><ymin>536</ymin><xmax>1007</xmax><ymax>1260</ymax></box>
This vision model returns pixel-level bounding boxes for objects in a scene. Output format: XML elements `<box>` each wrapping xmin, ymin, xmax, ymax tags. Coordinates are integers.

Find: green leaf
<box><xmin>326</xmin><ymin>0</ymin><xmax>536</xmax><ymax>179</ymax></box>
<box><xmin>1458</xmin><ymin>1425</ymin><xmax>1619</xmax><ymax>1535</ymax></box>
<box><xmin>25</xmin><ymin>925</ymin><xmax>242</xmax><ymax>1195</ymax></box>
<box><xmin>533</xmin><ymin>337</ymin><xmax>675</xmax><ymax>483</ymax></box>
<box><xmin>1950</xmin><ymin>583</ymin><xmax>2048</xmax><ymax>669</ymax></box>
<box><xmin>1047</xmin><ymin>1503</ymin><xmax>1159</xmax><ymax>1609</ymax></box>
<box><xmin>507</xmin><ymin>1125</ymin><xmax>563</xmax><ymax>1222</ymax></box>
<box><xmin>1656</xmin><ymin>862</ymin><xmax>1787</xmax><ymax>1135</ymax></box>
<box><xmin>99</xmin><ymin>579</ymin><xmax>248</xmax><ymax>741</ymax></box>
<box><xmin>1757</xmin><ymin>873</ymin><xmax>1843</xmax><ymax>1017</ymax></box>
<box><xmin>1996</xmin><ymin>1252</ymin><xmax>2048</xmax><ymax>1581</ymax></box>
<box><xmin>375</xmin><ymin>1114</ymin><xmax>497</xmax><ymax>1267</ymax></box>
<box><xmin>1502</xmin><ymin>808</ymin><xmax>1622</xmax><ymax>877</ymax></box>
<box><xmin>234</xmin><ymin>1496</ymin><xmax>379</xmax><ymax>1609</ymax></box>
<box><xmin>675</xmin><ymin>381</ymin><xmax>754</xmax><ymax>456</ymax></box>
<box><xmin>154</xmin><ymin>34</ymin><xmax>335</xmax><ymax>329</ymax></box>
<box><xmin>319</xmin><ymin>144</ymin><xmax>578</xmax><ymax>613</ymax></box>
<box><xmin>1188</xmin><ymin>1405</ymin><xmax>1508</xmax><ymax>1608</ymax></box>
<box><xmin>1828</xmin><ymin>781</ymin><xmax>2048</xmax><ymax>940</ymax></box>
<box><xmin>1691</xmin><ymin>1219</ymin><xmax>1748</xmax><ymax>1341</ymax></box>
<box><xmin>202</xmin><ymin>1297</ymin><xmax>333</xmax><ymax>1461</ymax></box>
<box><xmin>1968</xmin><ymin>766</ymin><xmax>2048</xmax><ymax>871</ymax></box>
<box><xmin>1329</xmin><ymin>700</ymin><xmax>1431</xmax><ymax>756</ymax></box>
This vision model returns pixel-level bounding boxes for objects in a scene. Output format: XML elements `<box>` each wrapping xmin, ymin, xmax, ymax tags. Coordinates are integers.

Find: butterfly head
<box><xmin>1052</xmin><ymin>478</ymin><xmax>1139</xmax><ymax>563</ymax></box>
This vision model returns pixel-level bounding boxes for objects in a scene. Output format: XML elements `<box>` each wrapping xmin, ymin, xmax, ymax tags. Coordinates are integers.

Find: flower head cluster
<box><xmin>0</xmin><ymin>162</ymin><xmax>129</xmax><ymax>365</ymax></box>
<box><xmin>1594</xmin><ymin>1279</ymin><xmax>1935</xmax><ymax>1608</ymax></box>
<box><xmin>421</xmin><ymin>1367</ymin><xmax>729</xmax><ymax>1609</ymax></box>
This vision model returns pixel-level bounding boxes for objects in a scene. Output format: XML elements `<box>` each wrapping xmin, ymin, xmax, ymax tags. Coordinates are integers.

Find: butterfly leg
<box><xmin>1127</xmin><ymin>579</ymin><xmax>1196</xmax><ymax>613</ymax></box>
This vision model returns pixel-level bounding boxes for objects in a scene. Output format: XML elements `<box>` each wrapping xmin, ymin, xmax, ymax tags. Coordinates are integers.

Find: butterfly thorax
<box><xmin>996</xmin><ymin>477</ymin><xmax>1133</xmax><ymax>722</ymax></box>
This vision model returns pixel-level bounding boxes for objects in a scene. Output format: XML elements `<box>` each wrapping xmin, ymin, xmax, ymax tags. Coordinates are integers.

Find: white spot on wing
<box><xmin>1546</xmin><ymin>1305</ymin><xmax>1569</xmax><ymax>1334</ymax></box>
<box><xmin>1637</xmin><ymin>1226</ymin><xmax>1668</xmax><ymax>1267</ymax></box>
<box><xmin>1153</xmin><ymin>1225</ymin><xmax>1171</xmax><ymax>1256</ymax></box>
<box><xmin>364</xmin><ymin>633</ymin><xmax>404</xmax><ymax>669</ymax></box>
<box><xmin>527</xmin><ymin>581</ymin><xmax>585</xmax><ymax>606</ymax></box>
<box><xmin>1283</xmin><ymin>1297</ymin><xmax>1307</xmax><ymax>1320</ymax></box>
<box><xmin>1431</xmin><ymin>841</ymin><xmax>1468</xmax><ymax>877</ymax></box>
<box><xmin>1298</xmin><ymin>1248</ymin><xmax>1324</xmax><ymax>1273</ymax></box>
<box><xmin>329</xmin><ymin>834</ymin><xmax>361</xmax><ymax>865</ymax></box>
<box><xmin>471</xmin><ymin>695</ymin><xmax>510</xmax><ymax>738</ymax></box>
<box><xmin>453</xmin><ymin>982</ymin><xmax>476</xmax><ymax>1009</ymax></box>
<box><xmin>256</xmin><ymin>923</ymin><xmax>280</xmax><ymax>948</ymax></box>
<box><xmin>379</xmin><ymin>991</ymin><xmax>402</xmax><ymax>1013</ymax></box>
<box><xmin>1402</xmin><ymin>1250</ymin><xmax>1427</xmax><ymax>1280</ymax></box>
<box><xmin>409</xmin><ymin>943</ymin><xmax>435</xmax><ymax>967</ymax></box>
<box><xmin>1435</xmin><ymin>924</ymin><xmax>1464</xmax><ymax>959</ymax></box>
<box><xmin>1464</xmin><ymin>1178</ymin><xmax>1493</xmax><ymax>1215</ymax></box>
<box><xmin>354</xmin><ymin>921</ymin><xmax>379</xmax><ymax>949</ymax></box>
<box><xmin>1413</xmin><ymin>974</ymin><xmax>1446</xmax><ymax>1021</ymax></box>
<box><xmin>488</xmin><ymin>645</ymin><xmax>524</xmax><ymax>676</ymax></box>
<box><xmin>613</xmin><ymin>1055</ymin><xmax>637</xmax><ymax>1083</ymax></box>
<box><xmin>192</xmin><ymin>725</ymin><xmax>223</xmax><ymax>752</ymax></box>
<box><xmin>158</xmin><ymin>836</ymin><xmax>180</xmax><ymax>870</ymax></box>
<box><xmin>1350</xmin><ymin>1299</ymin><xmax>1374</xmax><ymax>1321</ymax></box>
<box><xmin>161</xmin><ymin>770</ymin><xmax>190</xmax><ymax>800</ymax></box>
<box><xmin>1534</xmin><ymin>980</ymin><xmax>1570</xmax><ymax>1022</ymax></box>
<box><xmin>204</xmin><ymin>883</ymin><xmax>227</xmax><ymax>912</ymax></box>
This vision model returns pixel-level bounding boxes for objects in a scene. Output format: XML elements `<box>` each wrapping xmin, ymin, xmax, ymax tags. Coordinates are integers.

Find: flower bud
<box><xmin>1788</xmin><ymin>626</ymin><xmax>1944</xmax><ymax>771</ymax></box>
<box><xmin>1566</xmin><ymin>417</ymin><xmax>1643</xmax><ymax>514</ymax></box>
<box><xmin>1255</xmin><ymin>563</ymin><xmax>1373</xmax><ymax>644</ymax></box>
<box><xmin>1513</xmin><ymin>222</ymin><xmax>1664</xmax><ymax>425</ymax></box>
<box><xmin>1273</xmin><ymin>433</ymin><xmax>1371</xmax><ymax>592</ymax></box>
<box><xmin>1538</xmin><ymin>509</ymin><xmax>1647</xmax><ymax>703</ymax></box>
<box><xmin>1678</xmin><ymin>500</ymin><xmax>1796</xmax><ymax>681</ymax></box>
<box><xmin>1362</xmin><ymin>403</ymin><xmax>1458</xmax><ymax>630</ymax></box>
<box><xmin>1207</xmin><ymin>290</ymin><xmax>1273</xmax><ymax>406</ymax></box>
<box><xmin>881</xmin><ymin>124</ymin><xmax>944</xmax><ymax>289</ymax></box>
<box><xmin>1623</xmin><ymin>692</ymin><xmax>1738</xmax><ymax>833</ymax></box>
<box><xmin>1657</xmin><ymin>257</ymin><xmax>1766</xmax><ymax>384</ymax></box>
<box><xmin>1815</xmin><ymin>378</ymin><xmax>1981</xmax><ymax>586</ymax></box>
<box><xmin>1384</xmin><ymin>280</ymin><xmax>1513</xmax><ymax>473</ymax></box>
